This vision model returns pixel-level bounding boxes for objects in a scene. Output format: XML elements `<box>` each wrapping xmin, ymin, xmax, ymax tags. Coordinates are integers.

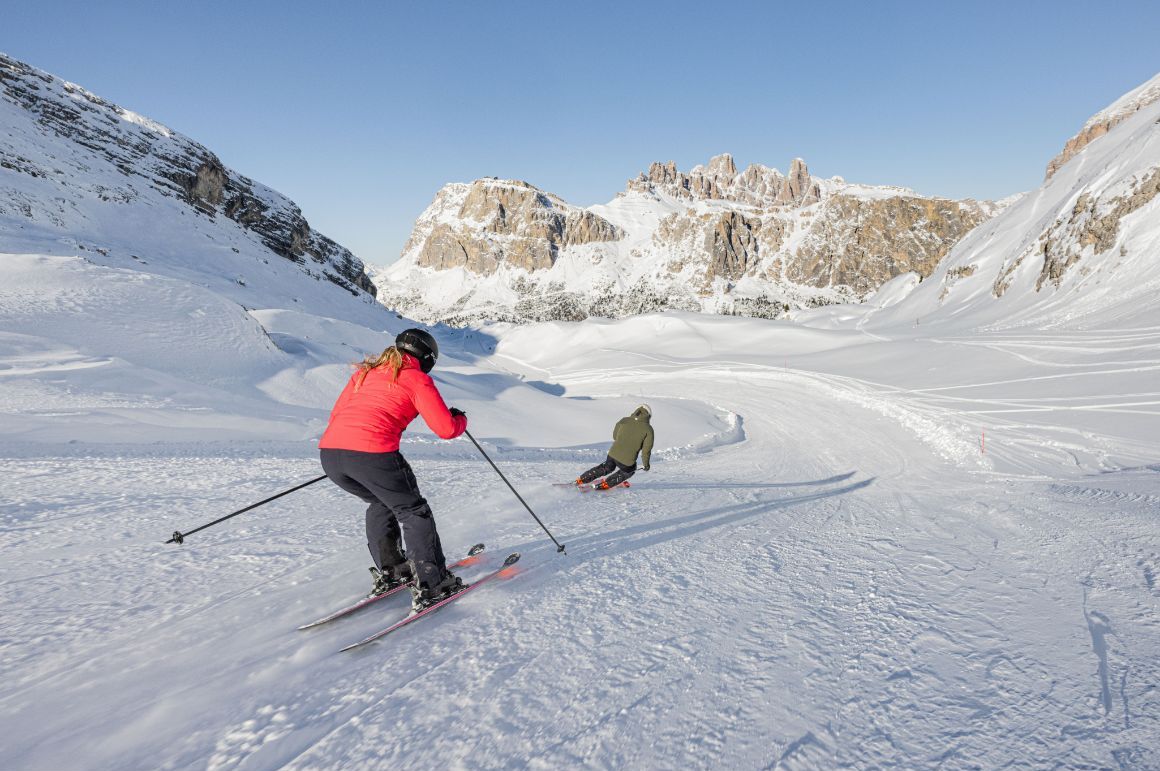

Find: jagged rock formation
<box><xmin>412</xmin><ymin>179</ymin><xmax>622</xmax><ymax>273</ymax></box>
<box><xmin>627</xmin><ymin>153</ymin><xmax>821</xmax><ymax>207</ymax></box>
<box><xmin>1045</xmin><ymin>73</ymin><xmax>1160</xmax><ymax>180</ymax></box>
<box><xmin>379</xmin><ymin>153</ymin><xmax>995</xmax><ymax>325</ymax></box>
<box><xmin>0</xmin><ymin>52</ymin><xmax>374</xmax><ymax>297</ymax></box>
<box><xmin>707</xmin><ymin>210</ymin><xmax>762</xmax><ymax>281</ymax></box>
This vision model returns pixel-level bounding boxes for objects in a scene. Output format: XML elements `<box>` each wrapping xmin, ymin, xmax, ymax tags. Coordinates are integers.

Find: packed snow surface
<box><xmin>3</xmin><ymin>242</ymin><xmax>1159</xmax><ymax>769</ymax></box>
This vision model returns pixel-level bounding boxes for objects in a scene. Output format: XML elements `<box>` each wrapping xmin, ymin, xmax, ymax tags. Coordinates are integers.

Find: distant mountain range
<box><xmin>376</xmin><ymin>154</ymin><xmax>1003</xmax><ymax>324</ymax></box>
<box><xmin>3</xmin><ymin>51</ymin><xmax>1157</xmax><ymax>334</ymax></box>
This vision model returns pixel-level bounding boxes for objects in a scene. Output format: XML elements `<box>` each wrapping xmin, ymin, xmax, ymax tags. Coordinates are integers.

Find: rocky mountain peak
<box><xmin>627</xmin><ymin>154</ymin><xmax>822</xmax><ymax>207</ymax></box>
<box><xmin>405</xmin><ymin>178</ymin><xmax>623</xmax><ymax>275</ymax></box>
<box><xmin>707</xmin><ymin>153</ymin><xmax>737</xmax><ymax>176</ymax></box>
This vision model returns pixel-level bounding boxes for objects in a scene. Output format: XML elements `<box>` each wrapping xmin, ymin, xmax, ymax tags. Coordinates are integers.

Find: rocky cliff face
<box><xmin>0</xmin><ymin>52</ymin><xmax>374</xmax><ymax>297</ymax></box>
<box><xmin>411</xmin><ymin>179</ymin><xmax>622</xmax><ymax>273</ymax></box>
<box><xmin>379</xmin><ymin>153</ymin><xmax>995</xmax><ymax>325</ymax></box>
<box><xmin>790</xmin><ymin>194</ymin><xmax>984</xmax><ymax>294</ymax></box>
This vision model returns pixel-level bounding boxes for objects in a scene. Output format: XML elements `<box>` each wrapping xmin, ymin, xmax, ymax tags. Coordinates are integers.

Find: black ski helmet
<box><xmin>395</xmin><ymin>328</ymin><xmax>439</xmax><ymax>373</ymax></box>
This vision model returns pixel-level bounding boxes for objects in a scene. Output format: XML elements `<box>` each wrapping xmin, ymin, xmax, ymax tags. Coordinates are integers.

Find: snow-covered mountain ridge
<box><xmin>1044</xmin><ymin>71</ymin><xmax>1160</xmax><ymax>180</ymax></box>
<box><xmin>851</xmin><ymin>69</ymin><xmax>1160</xmax><ymax>334</ymax></box>
<box><xmin>0</xmin><ymin>52</ymin><xmax>375</xmax><ymax>308</ymax></box>
<box><xmin>377</xmin><ymin>154</ymin><xmax>998</xmax><ymax>325</ymax></box>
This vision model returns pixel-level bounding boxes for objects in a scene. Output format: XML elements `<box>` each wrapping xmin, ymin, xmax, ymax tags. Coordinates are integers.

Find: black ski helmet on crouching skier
<box><xmin>395</xmin><ymin>328</ymin><xmax>439</xmax><ymax>373</ymax></box>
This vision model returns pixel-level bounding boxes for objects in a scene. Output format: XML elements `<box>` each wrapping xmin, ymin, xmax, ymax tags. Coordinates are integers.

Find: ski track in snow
<box><xmin>2</xmin><ymin>354</ymin><xmax>1159</xmax><ymax>770</ymax></box>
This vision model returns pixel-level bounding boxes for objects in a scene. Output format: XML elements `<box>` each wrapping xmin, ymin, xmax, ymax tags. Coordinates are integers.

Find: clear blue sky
<box><xmin>6</xmin><ymin>1</ymin><xmax>1159</xmax><ymax>267</ymax></box>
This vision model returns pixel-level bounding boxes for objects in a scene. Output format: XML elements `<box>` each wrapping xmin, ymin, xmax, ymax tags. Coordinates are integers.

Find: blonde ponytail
<box><xmin>354</xmin><ymin>346</ymin><xmax>405</xmax><ymax>390</ymax></box>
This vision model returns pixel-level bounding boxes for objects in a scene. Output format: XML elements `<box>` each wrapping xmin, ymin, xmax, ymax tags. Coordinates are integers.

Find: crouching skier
<box><xmin>319</xmin><ymin>328</ymin><xmax>470</xmax><ymax>612</ymax></box>
<box><xmin>576</xmin><ymin>404</ymin><xmax>654</xmax><ymax>489</ymax></box>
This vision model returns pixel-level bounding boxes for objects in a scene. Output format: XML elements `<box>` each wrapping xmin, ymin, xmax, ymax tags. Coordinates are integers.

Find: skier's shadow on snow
<box><xmin>563</xmin><ymin>476</ymin><xmax>875</xmax><ymax>558</ymax></box>
<box><xmin>643</xmin><ymin>470</ymin><xmax>857</xmax><ymax>490</ymax></box>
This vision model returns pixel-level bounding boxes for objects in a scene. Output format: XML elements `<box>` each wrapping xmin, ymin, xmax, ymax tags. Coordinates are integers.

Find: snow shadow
<box><xmin>432</xmin><ymin>370</ymin><xmax>526</xmax><ymax>398</ymax></box>
<box><xmin>525</xmin><ymin>380</ymin><xmax>566</xmax><ymax>396</ymax></box>
<box><xmin>431</xmin><ymin>324</ymin><xmax>501</xmax><ymax>364</ymax></box>
<box><xmin>564</xmin><ymin>477</ymin><xmax>875</xmax><ymax>559</ymax></box>
<box><xmin>642</xmin><ymin>471</ymin><xmax>856</xmax><ymax>490</ymax></box>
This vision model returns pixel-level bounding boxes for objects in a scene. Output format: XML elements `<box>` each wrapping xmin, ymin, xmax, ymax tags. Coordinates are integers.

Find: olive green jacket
<box><xmin>609</xmin><ymin>407</ymin><xmax>654</xmax><ymax>469</ymax></box>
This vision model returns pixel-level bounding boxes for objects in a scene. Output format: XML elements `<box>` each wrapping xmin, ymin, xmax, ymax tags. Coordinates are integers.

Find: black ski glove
<box><xmin>450</xmin><ymin>407</ymin><xmax>466</xmax><ymax>417</ymax></box>
<box><xmin>642</xmin><ymin>464</ymin><xmax>650</xmax><ymax>471</ymax></box>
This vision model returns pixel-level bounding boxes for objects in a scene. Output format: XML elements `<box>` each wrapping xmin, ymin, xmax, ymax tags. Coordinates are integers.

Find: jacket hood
<box><xmin>631</xmin><ymin>405</ymin><xmax>651</xmax><ymax>422</ymax></box>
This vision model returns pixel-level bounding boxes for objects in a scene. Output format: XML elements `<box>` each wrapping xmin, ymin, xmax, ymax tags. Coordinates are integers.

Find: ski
<box><xmin>297</xmin><ymin>543</ymin><xmax>485</xmax><ymax>630</ymax></box>
<box><xmin>580</xmin><ymin>481</ymin><xmax>631</xmax><ymax>493</ymax></box>
<box><xmin>340</xmin><ymin>552</ymin><xmax>521</xmax><ymax>652</ymax></box>
<box><xmin>553</xmin><ymin>481</ymin><xmax>631</xmax><ymax>491</ymax></box>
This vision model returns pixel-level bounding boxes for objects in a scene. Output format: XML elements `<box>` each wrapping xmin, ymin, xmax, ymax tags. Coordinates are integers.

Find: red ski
<box><xmin>578</xmin><ymin>481</ymin><xmax>631</xmax><ymax>492</ymax></box>
<box><xmin>552</xmin><ymin>481</ymin><xmax>631</xmax><ymax>491</ymax></box>
<box><xmin>298</xmin><ymin>543</ymin><xmax>485</xmax><ymax>630</ymax></box>
<box><xmin>340</xmin><ymin>553</ymin><xmax>521</xmax><ymax>652</ymax></box>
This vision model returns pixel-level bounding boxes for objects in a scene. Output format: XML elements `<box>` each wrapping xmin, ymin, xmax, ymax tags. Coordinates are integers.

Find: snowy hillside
<box><xmin>854</xmin><ymin>76</ymin><xmax>1160</xmax><ymax>333</ymax></box>
<box><xmin>376</xmin><ymin>156</ymin><xmax>999</xmax><ymax>325</ymax></box>
<box><xmin>4</xmin><ymin>296</ymin><xmax>1158</xmax><ymax>768</ymax></box>
<box><xmin>0</xmin><ymin>52</ymin><xmax>375</xmax><ymax>317</ymax></box>
<box><xmin>2</xmin><ymin>59</ymin><xmax>1159</xmax><ymax>770</ymax></box>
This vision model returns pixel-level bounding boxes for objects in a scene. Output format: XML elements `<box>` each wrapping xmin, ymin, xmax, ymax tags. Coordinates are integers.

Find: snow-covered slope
<box><xmin>0</xmin><ymin>52</ymin><xmax>375</xmax><ymax>318</ymax></box>
<box><xmin>377</xmin><ymin>156</ymin><xmax>998</xmax><ymax>325</ymax></box>
<box><xmin>857</xmin><ymin>76</ymin><xmax>1160</xmax><ymax>334</ymax></box>
<box><xmin>4</xmin><ymin>299</ymin><xmax>1158</xmax><ymax>768</ymax></box>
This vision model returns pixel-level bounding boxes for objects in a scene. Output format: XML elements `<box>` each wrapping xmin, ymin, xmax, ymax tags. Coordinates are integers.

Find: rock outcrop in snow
<box><xmin>0</xmin><ymin>52</ymin><xmax>375</xmax><ymax>298</ymax></box>
<box><xmin>379</xmin><ymin>155</ymin><xmax>994</xmax><ymax>325</ymax></box>
<box><xmin>409</xmin><ymin>179</ymin><xmax>622</xmax><ymax>273</ymax></box>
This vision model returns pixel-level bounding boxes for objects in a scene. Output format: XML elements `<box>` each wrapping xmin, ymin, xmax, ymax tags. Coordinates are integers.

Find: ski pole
<box><xmin>166</xmin><ymin>474</ymin><xmax>327</xmax><ymax>545</ymax></box>
<box><xmin>463</xmin><ymin>429</ymin><xmax>566</xmax><ymax>554</ymax></box>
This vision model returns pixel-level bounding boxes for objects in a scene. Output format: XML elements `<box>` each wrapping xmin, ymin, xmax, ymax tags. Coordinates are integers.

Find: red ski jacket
<box><xmin>318</xmin><ymin>353</ymin><xmax>467</xmax><ymax>453</ymax></box>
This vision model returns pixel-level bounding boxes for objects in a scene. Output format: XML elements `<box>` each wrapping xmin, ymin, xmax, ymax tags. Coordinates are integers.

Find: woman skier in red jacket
<box><xmin>319</xmin><ymin>328</ymin><xmax>468</xmax><ymax>611</ymax></box>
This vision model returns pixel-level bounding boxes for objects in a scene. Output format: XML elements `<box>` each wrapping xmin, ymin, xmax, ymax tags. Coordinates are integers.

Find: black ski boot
<box><xmin>367</xmin><ymin>562</ymin><xmax>413</xmax><ymax>597</ymax></box>
<box><xmin>409</xmin><ymin>568</ymin><xmax>466</xmax><ymax>612</ymax></box>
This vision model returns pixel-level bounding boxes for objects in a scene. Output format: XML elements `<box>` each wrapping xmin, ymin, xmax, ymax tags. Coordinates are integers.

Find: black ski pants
<box><xmin>579</xmin><ymin>454</ymin><xmax>635</xmax><ymax>487</ymax></box>
<box><xmin>320</xmin><ymin>449</ymin><xmax>447</xmax><ymax>582</ymax></box>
